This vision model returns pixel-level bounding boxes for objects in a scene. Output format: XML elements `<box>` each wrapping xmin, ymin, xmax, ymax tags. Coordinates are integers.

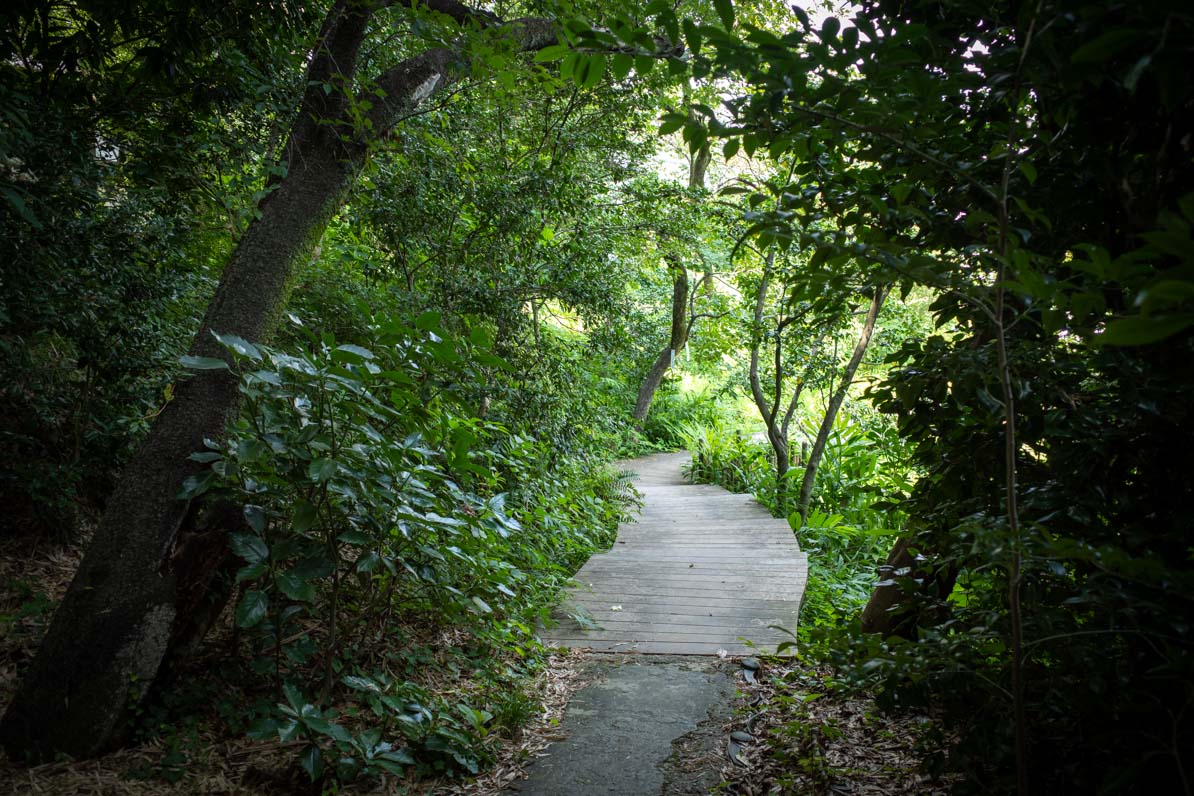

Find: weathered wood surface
<box><xmin>542</xmin><ymin>451</ymin><xmax>807</xmax><ymax>656</ymax></box>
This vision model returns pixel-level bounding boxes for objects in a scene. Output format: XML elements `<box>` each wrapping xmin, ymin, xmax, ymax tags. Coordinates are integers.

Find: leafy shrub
<box><xmin>180</xmin><ymin>314</ymin><xmax>633</xmax><ymax>786</ymax></box>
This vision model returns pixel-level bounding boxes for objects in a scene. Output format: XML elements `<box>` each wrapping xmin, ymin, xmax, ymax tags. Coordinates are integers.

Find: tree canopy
<box><xmin>1</xmin><ymin>0</ymin><xmax>1190</xmax><ymax>791</ymax></box>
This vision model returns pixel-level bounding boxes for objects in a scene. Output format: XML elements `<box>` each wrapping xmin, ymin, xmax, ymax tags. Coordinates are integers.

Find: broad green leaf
<box><xmin>293</xmin><ymin>556</ymin><xmax>334</xmax><ymax>579</ymax></box>
<box><xmin>414</xmin><ymin>311</ymin><xmax>442</xmax><ymax>331</ymax></box>
<box><xmin>1098</xmin><ymin>314</ymin><xmax>1194</xmax><ymax>345</ymax></box>
<box><xmin>235</xmin><ymin>561</ymin><xmax>267</xmax><ymax>583</ymax></box>
<box><xmin>230</xmin><ymin>531</ymin><xmax>269</xmax><ymax>564</ymax></box>
<box><xmin>820</xmin><ymin>15</ymin><xmax>840</xmax><ymax>42</ymax></box>
<box><xmin>610</xmin><ymin>53</ymin><xmax>633</xmax><ymax>81</ymax></box>
<box><xmin>236</xmin><ymin>590</ymin><xmax>268</xmax><ymax>628</ymax></box>
<box><xmin>292</xmin><ymin>500</ymin><xmax>319</xmax><ymax>533</ymax></box>
<box><xmin>212</xmin><ymin>332</ymin><xmax>262</xmax><ymax>361</ymax></box>
<box><xmin>332</xmin><ymin>344</ymin><xmax>374</xmax><ymax>363</ymax></box>
<box><xmin>578</xmin><ymin>54</ymin><xmax>606</xmax><ymax>89</ymax></box>
<box><xmin>179</xmin><ymin>355</ymin><xmax>229</xmax><ymax>371</ymax></box>
<box><xmin>299</xmin><ymin>745</ymin><xmax>324</xmax><ymax>781</ymax></box>
<box><xmin>714</xmin><ymin>0</ymin><xmax>734</xmax><ymax>29</ymax></box>
<box><xmin>308</xmin><ymin>458</ymin><xmax>337</xmax><ymax>482</ymax></box>
<box><xmin>277</xmin><ymin>571</ymin><xmax>316</xmax><ymax>602</ymax></box>
<box><xmin>342</xmin><ymin>674</ymin><xmax>382</xmax><ymax>693</ymax></box>
<box><xmin>533</xmin><ymin>44</ymin><xmax>570</xmax><ymax>62</ymax></box>
<box><xmin>1071</xmin><ymin>29</ymin><xmax>1140</xmax><ymax>64</ymax></box>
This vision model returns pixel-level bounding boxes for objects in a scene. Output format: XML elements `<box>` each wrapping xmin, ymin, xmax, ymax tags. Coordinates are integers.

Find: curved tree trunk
<box><xmin>859</xmin><ymin>537</ymin><xmax>915</xmax><ymax>635</ymax></box>
<box><xmin>632</xmin><ymin>111</ymin><xmax>709</xmax><ymax>425</ymax></box>
<box><xmin>797</xmin><ymin>286</ymin><xmax>887</xmax><ymax>522</ymax></box>
<box><xmin>0</xmin><ymin>2</ymin><xmax>558</xmax><ymax>761</ymax></box>
<box><xmin>633</xmin><ymin>259</ymin><xmax>689</xmax><ymax>422</ymax></box>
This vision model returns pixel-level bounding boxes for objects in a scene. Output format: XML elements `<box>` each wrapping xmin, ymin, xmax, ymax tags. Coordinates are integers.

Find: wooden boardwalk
<box><xmin>542</xmin><ymin>452</ymin><xmax>808</xmax><ymax>655</ymax></box>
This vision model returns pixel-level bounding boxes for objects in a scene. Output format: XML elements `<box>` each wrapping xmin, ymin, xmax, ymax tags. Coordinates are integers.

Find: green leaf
<box><xmin>292</xmin><ymin>500</ymin><xmax>319</xmax><ymax>533</ymax></box>
<box><xmin>610</xmin><ymin>53</ymin><xmax>633</xmax><ymax>81</ymax></box>
<box><xmin>414</xmin><ymin>311</ymin><xmax>442</xmax><ymax>331</ymax></box>
<box><xmin>1018</xmin><ymin>161</ymin><xmax>1038</xmax><ymax>185</ymax></box>
<box><xmin>714</xmin><ymin>0</ymin><xmax>734</xmax><ymax>29</ymax></box>
<box><xmin>533</xmin><ymin>44</ymin><xmax>570</xmax><ymax>62</ymax></box>
<box><xmin>342</xmin><ymin>674</ymin><xmax>382</xmax><ymax>694</ymax></box>
<box><xmin>293</xmin><ymin>556</ymin><xmax>334</xmax><ymax>580</ymax></box>
<box><xmin>299</xmin><ymin>744</ymin><xmax>324</xmax><ymax>782</ymax></box>
<box><xmin>236</xmin><ymin>590</ymin><xmax>269</xmax><ymax>628</ymax></box>
<box><xmin>1098</xmin><ymin>314</ymin><xmax>1194</xmax><ymax>345</ymax></box>
<box><xmin>331</xmin><ymin>344</ymin><xmax>374</xmax><ymax>363</ymax></box>
<box><xmin>356</xmin><ymin>551</ymin><xmax>382</xmax><ymax>573</ymax></box>
<box><xmin>471</xmin><ymin>595</ymin><xmax>492</xmax><ymax>614</ymax></box>
<box><xmin>235</xmin><ymin>561</ymin><xmax>267</xmax><ymax>584</ymax></box>
<box><xmin>634</xmin><ymin>55</ymin><xmax>655</xmax><ymax>75</ymax></box>
<box><xmin>237</xmin><ymin>438</ymin><xmax>268</xmax><ymax>463</ymax></box>
<box><xmin>682</xmin><ymin>19</ymin><xmax>702</xmax><ymax>55</ymax></box>
<box><xmin>179</xmin><ymin>355</ymin><xmax>229</xmax><ymax>371</ymax></box>
<box><xmin>230</xmin><ymin>531</ymin><xmax>269</xmax><ymax>564</ymax></box>
<box><xmin>723</xmin><ymin>138</ymin><xmax>739</xmax><ymax>160</ymax></box>
<box><xmin>278</xmin><ymin>571</ymin><xmax>316</xmax><ymax>602</ymax></box>
<box><xmin>308</xmin><ymin>458</ymin><xmax>337</xmax><ymax>482</ymax></box>
<box><xmin>1071</xmin><ymin>29</ymin><xmax>1140</xmax><ymax>64</ymax></box>
<box><xmin>578</xmin><ymin>54</ymin><xmax>606</xmax><ymax>89</ymax></box>
<box><xmin>820</xmin><ymin>15</ymin><xmax>840</xmax><ymax>42</ymax></box>
<box><xmin>212</xmin><ymin>332</ymin><xmax>262</xmax><ymax>361</ymax></box>
<box><xmin>659</xmin><ymin>113</ymin><xmax>686</xmax><ymax>136</ymax></box>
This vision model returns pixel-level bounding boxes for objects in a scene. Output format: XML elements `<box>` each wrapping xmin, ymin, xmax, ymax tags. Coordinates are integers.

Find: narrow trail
<box><xmin>514</xmin><ymin>453</ymin><xmax>809</xmax><ymax>795</ymax></box>
<box><xmin>542</xmin><ymin>451</ymin><xmax>808</xmax><ymax>655</ymax></box>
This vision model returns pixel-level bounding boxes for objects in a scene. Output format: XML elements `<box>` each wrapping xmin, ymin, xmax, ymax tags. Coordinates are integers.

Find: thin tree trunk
<box><xmin>0</xmin><ymin>2</ymin><xmax>557</xmax><ymax>761</ymax></box>
<box><xmin>746</xmin><ymin>252</ymin><xmax>791</xmax><ymax>508</ymax></box>
<box><xmin>797</xmin><ymin>286</ymin><xmax>887</xmax><ymax>521</ymax></box>
<box><xmin>633</xmin><ymin>258</ymin><xmax>689</xmax><ymax>422</ymax></box>
<box><xmin>632</xmin><ymin>109</ymin><xmax>708</xmax><ymax>425</ymax></box>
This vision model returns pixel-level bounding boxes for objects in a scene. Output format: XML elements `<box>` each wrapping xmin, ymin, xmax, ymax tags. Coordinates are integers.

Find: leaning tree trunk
<box><xmin>633</xmin><ymin>258</ymin><xmax>689</xmax><ymax>422</ymax></box>
<box><xmin>0</xmin><ymin>1</ymin><xmax>557</xmax><ymax>761</ymax></box>
<box><xmin>632</xmin><ymin>116</ymin><xmax>708</xmax><ymax>425</ymax></box>
<box><xmin>797</xmin><ymin>286</ymin><xmax>887</xmax><ymax>522</ymax></box>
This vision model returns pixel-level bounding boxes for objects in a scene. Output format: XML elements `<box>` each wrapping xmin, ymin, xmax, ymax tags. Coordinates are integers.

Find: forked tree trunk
<box><xmin>0</xmin><ymin>2</ymin><xmax>557</xmax><ymax>761</ymax></box>
<box><xmin>797</xmin><ymin>286</ymin><xmax>887</xmax><ymax>521</ymax></box>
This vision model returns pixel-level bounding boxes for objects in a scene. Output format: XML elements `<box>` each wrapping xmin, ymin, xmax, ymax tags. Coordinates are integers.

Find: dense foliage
<box><xmin>2</xmin><ymin>0</ymin><xmax>1190</xmax><ymax>791</ymax></box>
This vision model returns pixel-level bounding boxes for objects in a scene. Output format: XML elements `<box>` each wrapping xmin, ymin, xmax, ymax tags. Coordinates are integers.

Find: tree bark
<box><xmin>633</xmin><ymin>257</ymin><xmax>689</xmax><ymax>422</ymax></box>
<box><xmin>632</xmin><ymin>126</ymin><xmax>708</xmax><ymax>425</ymax></box>
<box><xmin>859</xmin><ymin>537</ymin><xmax>915</xmax><ymax>635</ymax></box>
<box><xmin>797</xmin><ymin>286</ymin><xmax>887</xmax><ymax>521</ymax></box>
<box><xmin>0</xmin><ymin>2</ymin><xmax>558</xmax><ymax>761</ymax></box>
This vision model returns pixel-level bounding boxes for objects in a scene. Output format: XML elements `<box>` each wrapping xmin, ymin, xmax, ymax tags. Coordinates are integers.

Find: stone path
<box><xmin>541</xmin><ymin>452</ymin><xmax>808</xmax><ymax>655</ymax></box>
<box><xmin>512</xmin><ymin>657</ymin><xmax>733</xmax><ymax>796</ymax></box>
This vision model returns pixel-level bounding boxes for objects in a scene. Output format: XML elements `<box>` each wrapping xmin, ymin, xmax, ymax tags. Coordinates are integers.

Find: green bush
<box><xmin>180</xmin><ymin>314</ymin><xmax>634</xmax><ymax>785</ymax></box>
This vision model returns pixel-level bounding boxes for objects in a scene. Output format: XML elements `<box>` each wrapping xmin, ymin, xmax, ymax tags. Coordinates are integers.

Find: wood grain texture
<box><xmin>542</xmin><ymin>452</ymin><xmax>806</xmax><ymax>656</ymax></box>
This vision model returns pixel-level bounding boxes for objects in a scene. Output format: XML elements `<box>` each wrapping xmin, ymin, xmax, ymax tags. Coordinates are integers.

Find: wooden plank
<box><xmin>544</xmin><ymin>639</ymin><xmax>792</xmax><ymax>656</ymax></box>
<box><xmin>547</xmin><ymin>452</ymin><xmax>806</xmax><ymax>656</ymax></box>
<box><xmin>557</xmin><ymin>595</ymin><xmax>801</xmax><ymax>612</ymax></box>
<box><xmin>551</xmin><ymin>614</ymin><xmax>793</xmax><ymax>629</ymax></box>
<box><xmin>554</xmin><ymin>604</ymin><xmax>798</xmax><ymax>621</ymax></box>
<box><xmin>568</xmin><ymin>580</ymin><xmax>806</xmax><ymax>597</ymax></box>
